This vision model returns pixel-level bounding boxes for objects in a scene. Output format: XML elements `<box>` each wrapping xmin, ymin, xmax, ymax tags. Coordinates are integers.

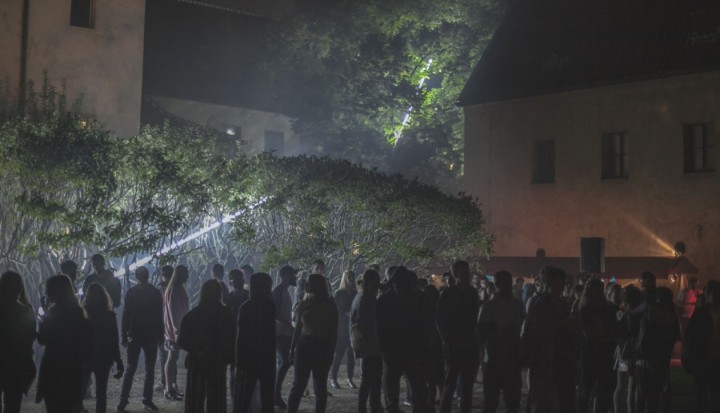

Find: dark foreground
<box><xmin>20</xmin><ymin>363</ymin><xmax>695</xmax><ymax>413</ymax></box>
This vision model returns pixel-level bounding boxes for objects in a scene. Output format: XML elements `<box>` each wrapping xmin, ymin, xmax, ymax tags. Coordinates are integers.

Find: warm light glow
<box><xmin>623</xmin><ymin>215</ymin><xmax>676</xmax><ymax>256</ymax></box>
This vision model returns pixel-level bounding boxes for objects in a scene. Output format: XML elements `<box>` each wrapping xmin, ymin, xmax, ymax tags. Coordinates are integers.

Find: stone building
<box><xmin>0</xmin><ymin>0</ymin><xmax>145</xmax><ymax>137</ymax></box>
<box><xmin>460</xmin><ymin>0</ymin><xmax>720</xmax><ymax>281</ymax></box>
<box><xmin>0</xmin><ymin>0</ymin><xmax>296</xmax><ymax>152</ymax></box>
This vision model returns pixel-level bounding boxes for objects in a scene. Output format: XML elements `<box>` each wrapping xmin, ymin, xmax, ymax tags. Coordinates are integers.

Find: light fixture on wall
<box><xmin>669</xmin><ymin>273</ymin><xmax>679</xmax><ymax>284</ymax></box>
<box><xmin>673</xmin><ymin>241</ymin><xmax>686</xmax><ymax>257</ymax></box>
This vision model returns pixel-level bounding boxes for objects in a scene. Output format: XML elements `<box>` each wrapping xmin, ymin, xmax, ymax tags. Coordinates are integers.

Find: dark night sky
<box><xmin>142</xmin><ymin>0</ymin><xmax>282</xmax><ymax>114</ymax></box>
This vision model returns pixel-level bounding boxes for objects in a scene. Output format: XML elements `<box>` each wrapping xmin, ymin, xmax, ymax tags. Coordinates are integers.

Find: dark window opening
<box><xmin>602</xmin><ymin>132</ymin><xmax>628</xmax><ymax>179</ymax></box>
<box><xmin>532</xmin><ymin>139</ymin><xmax>555</xmax><ymax>184</ymax></box>
<box><xmin>70</xmin><ymin>0</ymin><xmax>95</xmax><ymax>28</ymax></box>
<box><xmin>683</xmin><ymin>123</ymin><xmax>714</xmax><ymax>173</ymax></box>
<box><xmin>264</xmin><ymin>130</ymin><xmax>285</xmax><ymax>156</ymax></box>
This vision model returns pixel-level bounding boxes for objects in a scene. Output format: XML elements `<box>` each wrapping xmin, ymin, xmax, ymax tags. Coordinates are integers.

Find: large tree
<box><xmin>230</xmin><ymin>154</ymin><xmax>493</xmax><ymax>277</ymax></box>
<box><xmin>0</xmin><ymin>85</ymin><xmax>492</xmax><ymax>302</ymax></box>
<box><xmin>258</xmin><ymin>0</ymin><xmax>505</xmax><ymax>190</ymax></box>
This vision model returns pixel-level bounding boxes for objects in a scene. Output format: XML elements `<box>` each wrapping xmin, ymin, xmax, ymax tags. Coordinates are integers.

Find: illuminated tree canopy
<box><xmin>0</xmin><ymin>85</ymin><xmax>492</xmax><ymax>298</ymax></box>
<box><xmin>258</xmin><ymin>0</ymin><xmax>505</xmax><ymax>190</ymax></box>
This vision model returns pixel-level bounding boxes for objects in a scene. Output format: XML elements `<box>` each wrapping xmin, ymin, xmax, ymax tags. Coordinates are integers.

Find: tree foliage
<box><xmin>259</xmin><ymin>0</ymin><xmax>505</xmax><ymax>190</ymax></box>
<box><xmin>0</xmin><ymin>87</ymin><xmax>492</xmax><ymax>302</ymax></box>
<box><xmin>232</xmin><ymin>155</ymin><xmax>492</xmax><ymax>276</ymax></box>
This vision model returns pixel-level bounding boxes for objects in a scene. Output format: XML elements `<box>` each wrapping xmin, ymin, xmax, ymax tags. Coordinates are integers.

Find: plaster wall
<box><xmin>464</xmin><ymin>72</ymin><xmax>720</xmax><ymax>278</ymax></box>
<box><xmin>0</xmin><ymin>1</ymin><xmax>23</xmax><ymax>93</ymax></box>
<box><xmin>148</xmin><ymin>95</ymin><xmax>297</xmax><ymax>157</ymax></box>
<box><xmin>0</xmin><ymin>0</ymin><xmax>145</xmax><ymax>137</ymax></box>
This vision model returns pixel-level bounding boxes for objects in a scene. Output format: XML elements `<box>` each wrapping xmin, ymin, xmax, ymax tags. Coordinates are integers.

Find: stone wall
<box><xmin>0</xmin><ymin>0</ymin><xmax>145</xmax><ymax>137</ymax></box>
<box><xmin>464</xmin><ymin>71</ymin><xmax>720</xmax><ymax>280</ymax></box>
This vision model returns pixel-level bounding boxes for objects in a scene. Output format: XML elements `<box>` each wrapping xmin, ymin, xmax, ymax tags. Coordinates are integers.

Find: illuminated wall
<box><xmin>147</xmin><ymin>95</ymin><xmax>297</xmax><ymax>157</ymax></box>
<box><xmin>0</xmin><ymin>0</ymin><xmax>145</xmax><ymax>137</ymax></box>
<box><xmin>463</xmin><ymin>71</ymin><xmax>720</xmax><ymax>278</ymax></box>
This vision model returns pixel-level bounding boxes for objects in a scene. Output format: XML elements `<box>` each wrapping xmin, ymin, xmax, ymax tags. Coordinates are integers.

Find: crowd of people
<box><xmin>0</xmin><ymin>255</ymin><xmax>719</xmax><ymax>413</ymax></box>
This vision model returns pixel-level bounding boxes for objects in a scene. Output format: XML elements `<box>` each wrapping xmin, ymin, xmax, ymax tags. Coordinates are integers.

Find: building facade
<box><xmin>146</xmin><ymin>95</ymin><xmax>297</xmax><ymax>157</ymax></box>
<box><xmin>460</xmin><ymin>0</ymin><xmax>720</xmax><ymax>279</ymax></box>
<box><xmin>1</xmin><ymin>0</ymin><xmax>296</xmax><ymax>150</ymax></box>
<box><xmin>1</xmin><ymin>0</ymin><xmax>146</xmax><ymax>137</ymax></box>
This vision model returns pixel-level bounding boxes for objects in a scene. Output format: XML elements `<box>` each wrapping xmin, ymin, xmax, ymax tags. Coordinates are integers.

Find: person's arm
<box><xmin>354</xmin><ymin>295</ymin><xmax>372</xmax><ymax>336</ymax></box>
<box><xmin>176</xmin><ymin>311</ymin><xmax>195</xmax><ymax>353</ymax></box>
<box><xmin>36</xmin><ymin>310</ymin><xmax>53</xmax><ymax>346</ymax></box>
<box><xmin>289</xmin><ymin>303</ymin><xmax>303</xmax><ymax>364</ymax></box>
<box><xmin>110</xmin><ymin>313</ymin><xmax>122</xmax><ymax>363</ymax></box>
<box><xmin>376</xmin><ymin>296</ymin><xmax>390</xmax><ymax>351</ymax></box>
<box><xmin>112</xmin><ymin>278</ymin><xmax>122</xmax><ymax>308</ymax></box>
<box><xmin>236</xmin><ymin>305</ymin><xmax>248</xmax><ymax>366</ymax></box>
<box><xmin>436</xmin><ymin>289</ymin><xmax>452</xmax><ymax>343</ymax></box>
<box><xmin>169</xmin><ymin>287</ymin><xmax>190</xmax><ymax>339</ymax></box>
<box><xmin>154</xmin><ymin>289</ymin><xmax>165</xmax><ymax>343</ymax></box>
<box><xmin>327</xmin><ymin>302</ymin><xmax>339</xmax><ymax>364</ymax></box>
<box><xmin>476</xmin><ymin>300</ymin><xmax>495</xmax><ymax>346</ymax></box>
<box><xmin>221</xmin><ymin>309</ymin><xmax>235</xmax><ymax>366</ymax></box>
<box><xmin>21</xmin><ymin>306</ymin><xmax>37</xmax><ymax>347</ymax></box>
<box><xmin>121</xmin><ymin>289</ymin><xmax>132</xmax><ymax>344</ymax></box>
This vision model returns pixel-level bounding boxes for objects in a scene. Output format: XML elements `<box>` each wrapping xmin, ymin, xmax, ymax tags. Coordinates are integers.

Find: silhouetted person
<box><xmin>235</xmin><ymin>272</ymin><xmax>276</xmax><ymax>413</ymax></box>
<box><xmin>287</xmin><ymin>274</ymin><xmax>338</xmax><ymax>413</ymax></box>
<box><xmin>273</xmin><ymin>265</ymin><xmax>297</xmax><ymax>409</ymax></box>
<box><xmin>521</xmin><ymin>276</ymin><xmax>539</xmax><ymax>311</ymax></box>
<box><xmin>212</xmin><ymin>263</ymin><xmax>231</xmax><ymax>304</ymax></box>
<box><xmin>423</xmin><ymin>284</ymin><xmax>443</xmax><ymax>412</ymax></box>
<box><xmin>118</xmin><ymin>266</ymin><xmax>164</xmax><ymax>412</ymax></box>
<box><xmin>82</xmin><ymin>283</ymin><xmax>123</xmax><ymax>413</ymax></box>
<box><xmin>227</xmin><ymin>268</ymin><xmax>250</xmax><ymax>317</ymax></box>
<box><xmin>522</xmin><ymin>266</ymin><xmax>577</xmax><ymax>413</ymax></box>
<box><xmin>684</xmin><ymin>279</ymin><xmax>720</xmax><ymax>412</ymax></box>
<box><xmin>351</xmin><ymin>270</ymin><xmax>383</xmax><ymax>413</ymax></box>
<box><xmin>377</xmin><ymin>266</ymin><xmax>429</xmax><ymax>413</ymax></box>
<box><xmin>576</xmin><ymin>278</ymin><xmax>619</xmax><ymax>413</ymax></box>
<box><xmin>615</xmin><ymin>284</ymin><xmax>642</xmax><ymax>413</ymax></box>
<box><xmin>60</xmin><ymin>260</ymin><xmax>78</xmax><ymax>284</ymax></box>
<box><xmin>477</xmin><ymin>271</ymin><xmax>524</xmax><ymax>413</ymax></box>
<box><xmin>632</xmin><ymin>271</ymin><xmax>679</xmax><ymax>413</ymax></box>
<box><xmin>0</xmin><ymin>271</ymin><xmax>36</xmax><ymax>413</ymax></box>
<box><xmin>82</xmin><ymin>254</ymin><xmax>121</xmax><ymax>308</ymax></box>
<box><xmin>513</xmin><ymin>277</ymin><xmax>524</xmax><ymax>301</ymax></box>
<box><xmin>678</xmin><ymin>276</ymin><xmax>700</xmax><ymax>334</ymax></box>
<box><xmin>654</xmin><ymin>287</ymin><xmax>680</xmax><ymax>413</ymax></box>
<box><xmin>164</xmin><ymin>265</ymin><xmax>190</xmax><ymax>400</ymax></box>
<box><xmin>440</xmin><ymin>272</ymin><xmax>455</xmax><ymax>292</ymax></box>
<box><xmin>178</xmin><ymin>280</ymin><xmax>235</xmax><ymax>413</ymax></box>
<box><xmin>437</xmin><ymin>261</ymin><xmax>480</xmax><ymax>413</ymax></box>
<box><xmin>156</xmin><ymin>264</ymin><xmax>174</xmax><ymax>392</ymax></box>
<box><xmin>331</xmin><ymin>270</ymin><xmax>358</xmax><ymax>389</ymax></box>
<box><xmin>478</xmin><ymin>276</ymin><xmax>496</xmax><ymax>305</ymax></box>
<box><xmin>382</xmin><ymin>266</ymin><xmax>398</xmax><ymax>291</ymax></box>
<box><xmin>37</xmin><ymin>274</ymin><xmax>94</xmax><ymax>413</ymax></box>
<box><xmin>227</xmin><ymin>268</ymin><xmax>250</xmax><ymax>409</ymax></box>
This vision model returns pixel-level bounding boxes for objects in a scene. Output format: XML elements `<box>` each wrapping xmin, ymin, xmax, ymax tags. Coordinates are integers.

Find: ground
<box><xmin>21</xmin><ymin>361</ymin><xmax>696</xmax><ymax>412</ymax></box>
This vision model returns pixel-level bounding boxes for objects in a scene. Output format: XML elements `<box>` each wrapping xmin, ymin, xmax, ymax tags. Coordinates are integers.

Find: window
<box><xmin>264</xmin><ymin>130</ymin><xmax>285</xmax><ymax>156</ymax></box>
<box><xmin>532</xmin><ymin>139</ymin><xmax>555</xmax><ymax>184</ymax></box>
<box><xmin>70</xmin><ymin>0</ymin><xmax>95</xmax><ymax>28</ymax></box>
<box><xmin>683</xmin><ymin>123</ymin><xmax>714</xmax><ymax>173</ymax></box>
<box><xmin>601</xmin><ymin>132</ymin><xmax>628</xmax><ymax>179</ymax></box>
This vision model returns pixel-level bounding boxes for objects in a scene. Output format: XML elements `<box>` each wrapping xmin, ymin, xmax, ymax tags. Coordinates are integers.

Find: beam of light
<box><xmin>622</xmin><ymin>214</ymin><xmax>676</xmax><ymax>256</ymax></box>
<box><xmin>113</xmin><ymin>197</ymin><xmax>267</xmax><ymax>277</ymax></box>
<box><xmin>394</xmin><ymin>58</ymin><xmax>433</xmax><ymax>146</ymax></box>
